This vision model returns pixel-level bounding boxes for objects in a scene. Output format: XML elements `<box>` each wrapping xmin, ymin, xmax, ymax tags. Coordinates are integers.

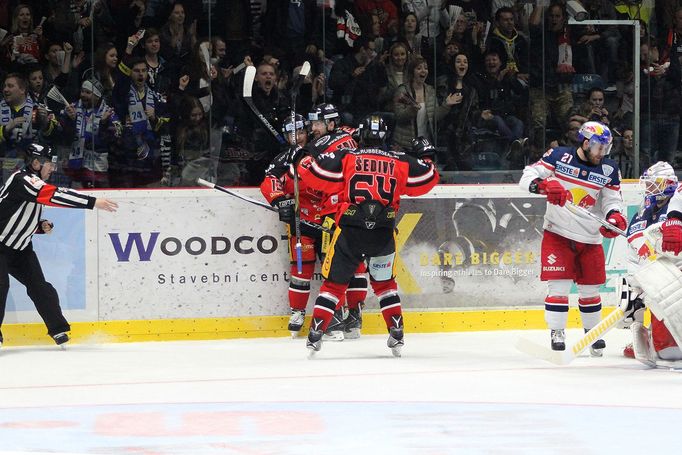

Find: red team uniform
<box><xmin>300</xmin><ymin>115</ymin><xmax>439</xmax><ymax>356</ymax></box>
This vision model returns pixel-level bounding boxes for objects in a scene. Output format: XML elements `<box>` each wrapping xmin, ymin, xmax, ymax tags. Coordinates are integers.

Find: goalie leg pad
<box><xmin>630</xmin><ymin>322</ymin><xmax>657</xmax><ymax>368</ymax></box>
<box><xmin>634</xmin><ymin>258</ymin><xmax>682</xmax><ymax>347</ymax></box>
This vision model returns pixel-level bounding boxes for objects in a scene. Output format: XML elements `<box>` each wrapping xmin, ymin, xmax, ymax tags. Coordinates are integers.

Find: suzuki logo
<box><xmin>547</xmin><ymin>254</ymin><xmax>557</xmax><ymax>265</ymax></box>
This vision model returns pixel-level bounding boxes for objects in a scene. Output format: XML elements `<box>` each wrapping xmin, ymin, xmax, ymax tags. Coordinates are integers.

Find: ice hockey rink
<box><xmin>1</xmin><ymin>328</ymin><xmax>681</xmax><ymax>455</ymax></box>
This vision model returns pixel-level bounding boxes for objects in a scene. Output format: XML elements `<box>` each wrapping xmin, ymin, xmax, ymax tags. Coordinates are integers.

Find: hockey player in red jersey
<box><xmin>299</xmin><ymin>114</ymin><xmax>439</xmax><ymax>357</ymax></box>
<box><xmin>306</xmin><ymin>103</ymin><xmax>367</xmax><ymax>339</ymax></box>
<box><xmin>259</xmin><ymin>114</ymin><xmax>366</xmax><ymax>340</ymax></box>
<box><xmin>519</xmin><ymin>121</ymin><xmax>625</xmax><ymax>355</ymax></box>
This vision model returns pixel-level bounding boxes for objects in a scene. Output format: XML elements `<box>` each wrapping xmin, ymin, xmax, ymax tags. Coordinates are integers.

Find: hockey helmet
<box><xmin>26</xmin><ymin>143</ymin><xmax>57</xmax><ymax>164</ymax></box>
<box><xmin>307</xmin><ymin>103</ymin><xmax>339</xmax><ymax>123</ymax></box>
<box><xmin>640</xmin><ymin>161</ymin><xmax>678</xmax><ymax>209</ymax></box>
<box><xmin>358</xmin><ymin>114</ymin><xmax>388</xmax><ymax>146</ymax></box>
<box><xmin>282</xmin><ymin>114</ymin><xmax>306</xmax><ymax>134</ymax></box>
<box><xmin>577</xmin><ymin>121</ymin><xmax>613</xmax><ymax>158</ymax></box>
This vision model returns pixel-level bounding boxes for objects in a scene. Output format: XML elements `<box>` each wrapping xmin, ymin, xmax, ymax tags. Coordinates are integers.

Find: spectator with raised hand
<box><xmin>61</xmin><ymin>78</ymin><xmax>122</xmax><ymax>188</ymax></box>
<box><xmin>392</xmin><ymin>54</ymin><xmax>449</xmax><ymax>148</ymax></box>
<box><xmin>111</xmin><ymin>56</ymin><xmax>168</xmax><ymax>187</ymax></box>
<box><xmin>125</xmin><ymin>28</ymin><xmax>171</xmax><ymax>99</ymax></box>
<box><xmin>170</xmin><ymin>95</ymin><xmax>214</xmax><ymax>187</ymax></box>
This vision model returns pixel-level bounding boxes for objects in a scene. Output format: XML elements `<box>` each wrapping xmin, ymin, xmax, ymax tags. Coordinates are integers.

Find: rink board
<box><xmin>2</xmin><ymin>184</ymin><xmax>642</xmax><ymax>345</ymax></box>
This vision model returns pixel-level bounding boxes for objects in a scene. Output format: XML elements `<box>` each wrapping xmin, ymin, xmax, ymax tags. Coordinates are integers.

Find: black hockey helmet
<box><xmin>281</xmin><ymin>114</ymin><xmax>306</xmax><ymax>134</ymax></box>
<box><xmin>308</xmin><ymin>103</ymin><xmax>339</xmax><ymax>123</ymax></box>
<box><xmin>26</xmin><ymin>143</ymin><xmax>57</xmax><ymax>164</ymax></box>
<box><xmin>357</xmin><ymin>114</ymin><xmax>388</xmax><ymax>146</ymax></box>
<box><xmin>410</xmin><ymin>136</ymin><xmax>436</xmax><ymax>161</ymax></box>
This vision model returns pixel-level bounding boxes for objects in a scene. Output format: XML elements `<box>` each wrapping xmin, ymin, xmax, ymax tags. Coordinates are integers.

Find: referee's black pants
<box><xmin>0</xmin><ymin>243</ymin><xmax>70</xmax><ymax>342</ymax></box>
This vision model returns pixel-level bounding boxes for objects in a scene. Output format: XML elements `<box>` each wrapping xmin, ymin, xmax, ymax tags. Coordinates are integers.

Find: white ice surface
<box><xmin>0</xmin><ymin>329</ymin><xmax>681</xmax><ymax>455</ymax></box>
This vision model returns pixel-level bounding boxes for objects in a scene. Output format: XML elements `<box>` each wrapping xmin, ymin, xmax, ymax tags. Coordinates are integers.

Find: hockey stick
<box><xmin>197</xmin><ymin>178</ymin><xmax>329</xmax><ymax>233</ymax></box>
<box><xmin>197</xmin><ymin>178</ymin><xmax>276</xmax><ymax>212</ymax></box>
<box><xmin>564</xmin><ymin>202</ymin><xmax>627</xmax><ymax>237</ymax></box>
<box><xmin>515</xmin><ymin>291</ymin><xmax>630</xmax><ymax>365</ymax></box>
<box><xmin>242</xmin><ymin>65</ymin><xmax>286</xmax><ymax>144</ymax></box>
<box><xmin>289</xmin><ymin>61</ymin><xmax>311</xmax><ymax>274</ymax></box>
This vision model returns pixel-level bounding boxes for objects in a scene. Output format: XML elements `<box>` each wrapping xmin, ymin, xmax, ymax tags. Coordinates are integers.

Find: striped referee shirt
<box><xmin>0</xmin><ymin>168</ymin><xmax>96</xmax><ymax>250</ymax></box>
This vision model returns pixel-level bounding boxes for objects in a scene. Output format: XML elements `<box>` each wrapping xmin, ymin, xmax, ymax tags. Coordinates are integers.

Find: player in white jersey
<box><xmin>519</xmin><ymin>121</ymin><xmax>625</xmax><ymax>354</ymax></box>
<box><xmin>620</xmin><ymin>162</ymin><xmax>682</xmax><ymax>365</ymax></box>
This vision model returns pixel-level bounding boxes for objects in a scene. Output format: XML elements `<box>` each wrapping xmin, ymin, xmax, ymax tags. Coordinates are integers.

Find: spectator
<box><xmin>610</xmin><ymin>127</ymin><xmax>640</xmax><ymax>179</ymax></box>
<box><xmin>402</xmin><ymin>0</ymin><xmax>450</xmax><ymax>54</ymax></box>
<box><xmin>137</xmin><ymin>28</ymin><xmax>172</xmax><ymax>97</ymax></box>
<box><xmin>639</xmin><ymin>40</ymin><xmax>681</xmax><ymax>164</ymax></box>
<box><xmin>486</xmin><ymin>7</ymin><xmax>529</xmax><ymax>83</ymax></box>
<box><xmin>261</xmin><ymin>0</ymin><xmax>317</xmax><ymax>71</ymax></box>
<box><xmin>83</xmin><ymin>43</ymin><xmax>119</xmax><ymax>102</ymax></box>
<box><xmin>392</xmin><ymin>54</ymin><xmax>449</xmax><ymax>148</ymax></box>
<box><xmin>171</xmin><ymin>95</ymin><xmax>215</xmax><ymax>187</ymax></box>
<box><xmin>472</xmin><ymin>50</ymin><xmax>525</xmax><ymax>143</ymax></box>
<box><xmin>5</xmin><ymin>3</ymin><xmax>44</xmax><ymax>69</ymax></box>
<box><xmin>570</xmin><ymin>87</ymin><xmax>611</xmax><ymax>126</ymax></box>
<box><xmin>159</xmin><ymin>1</ymin><xmax>195</xmax><ymax>69</ymax></box>
<box><xmin>328</xmin><ymin>36</ymin><xmax>388</xmax><ymax>124</ymax></box>
<box><xmin>380</xmin><ymin>41</ymin><xmax>409</xmax><ymax>111</ymax></box>
<box><xmin>237</xmin><ymin>60</ymin><xmax>288</xmax><ymax>185</ymax></box>
<box><xmin>614</xmin><ymin>63</ymin><xmax>635</xmax><ymax>131</ymax></box>
<box><xmin>178</xmin><ymin>39</ymin><xmax>218</xmax><ymax>114</ymax></box>
<box><xmin>111</xmin><ymin>57</ymin><xmax>167</xmax><ymax>187</ymax></box>
<box><xmin>355</xmin><ymin>0</ymin><xmax>399</xmax><ymax>37</ymax></box>
<box><xmin>396</xmin><ymin>12</ymin><xmax>422</xmax><ymax>55</ymax></box>
<box><xmin>439</xmin><ymin>52</ymin><xmax>479</xmax><ymax>170</ymax></box>
<box><xmin>527</xmin><ymin>3</ymin><xmax>574</xmax><ymax>159</ymax></box>
<box><xmin>549</xmin><ymin>118</ymin><xmax>583</xmax><ymax>149</ymax></box>
<box><xmin>0</xmin><ymin>73</ymin><xmax>57</xmax><ymax>181</ymax></box>
<box><xmin>61</xmin><ymin>79</ymin><xmax>122</xmax><ymax>188</ymax></box>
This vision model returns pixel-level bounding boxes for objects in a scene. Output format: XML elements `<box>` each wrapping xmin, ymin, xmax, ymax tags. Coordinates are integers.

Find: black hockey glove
<box><xmin>273</xmin><ymin>197</ymin><xmax>296</xmax><ymax>223</ymax></box>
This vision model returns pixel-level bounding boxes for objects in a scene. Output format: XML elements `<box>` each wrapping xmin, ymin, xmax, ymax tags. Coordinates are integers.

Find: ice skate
<box><xmin>52</xmin><ymin>332</ymin><xmax>69</xmax><ymax>349</ymax></box>
<box><xmin>344</xmin><ymin>307</ymin><xmax>362</xmax><ymax>339</ymax></box>
<box><xmin>306</xmin><ymin>329</ymin><xmax>324</xmax><ymax>357</ymax></box>
<box><xmin>288</xmin><ymin>309</ymin><xmax>305</xmax><ymax>338</ymax></box>
<box><xmin>586</xmin><ymin>329</ymin><xmax>605</xmax><ymax>357</ymax></box>
<box><xmin>550</xmin><ymin>329</ymin><xmax>566</xmax><ymax>351</ymax></box>
<box><xmin>387</xmin><ymin>327</ymin><xmax>404</xmax><ymax>357</ymax></box>
<box><xmin>322</xmin><ymin>308</ymin><xmax>345</xmax><ymax>341</ymax></box>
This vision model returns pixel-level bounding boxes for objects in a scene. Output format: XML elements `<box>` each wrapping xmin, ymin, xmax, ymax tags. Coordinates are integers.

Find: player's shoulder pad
<box><xmin>599</xmin><ymin>157</ymin><xmax>620</xmax><ymax>178</ymax></box>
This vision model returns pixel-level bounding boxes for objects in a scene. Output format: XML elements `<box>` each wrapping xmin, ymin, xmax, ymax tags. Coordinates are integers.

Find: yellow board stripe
<box><xmin>0</xmin><ymin>307</ymin><xmax>621</xmax><ymax>346</ymax></box>
<box><xmin>394</xmin><ymin>213</ymin><xmax>423</xmax><ymax>294</ymax></box>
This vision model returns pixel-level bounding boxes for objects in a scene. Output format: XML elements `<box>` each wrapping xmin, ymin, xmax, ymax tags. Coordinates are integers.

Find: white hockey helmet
<box><xmin>640</xmin><ymin>161</ymin><xmax>678</xmax><ymax>208</ymax></box>
<box><xmin>578</xmin><ymin>121</ymin><xmax>613</xmax><ymax>159</ymax></box>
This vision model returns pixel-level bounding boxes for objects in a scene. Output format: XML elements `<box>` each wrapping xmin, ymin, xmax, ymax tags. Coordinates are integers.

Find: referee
<box><xmin>0</xmin><ymin>143</ymin><xmax>118</xmax><ymax>348</ymax></box>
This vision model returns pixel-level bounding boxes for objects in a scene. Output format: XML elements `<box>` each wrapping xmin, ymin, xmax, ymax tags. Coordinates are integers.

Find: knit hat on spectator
<box><xmin>81</xmin><ymin>79</ymin><xmax>103</xmax><ymax>98</ymax></box>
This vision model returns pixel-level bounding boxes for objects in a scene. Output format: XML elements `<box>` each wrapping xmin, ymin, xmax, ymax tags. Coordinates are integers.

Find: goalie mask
<box><xmin>640</xmin><ymin>161</ymin><xmax>678</xmax><ymax>210</ymax></box>
<box><xmin>578</xmin><ymin>121</ymin><xmax>612</xmax><ymax>163</ymax></box>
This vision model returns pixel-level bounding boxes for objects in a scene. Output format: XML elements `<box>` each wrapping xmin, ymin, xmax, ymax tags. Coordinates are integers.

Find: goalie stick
<box><xmin>242</xmin><ymin>65</ymin><xmax>286</xmax><ymax>144</ymax></box>
<box><xmin>289</xmin><ymin>61</ymin><xmax>311</xmax><ymax>274</ymax></box>
<box><xmin>564</xmin><ymin>202</ymin><xmax>627</xmax><ymax>237</ymax></box>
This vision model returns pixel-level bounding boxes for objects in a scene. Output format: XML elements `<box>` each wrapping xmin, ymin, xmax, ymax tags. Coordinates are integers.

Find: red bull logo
<box><xmin>567</xmin><ymin>188</ymin><xmax>596</xmax><ymax>208</ymax></box>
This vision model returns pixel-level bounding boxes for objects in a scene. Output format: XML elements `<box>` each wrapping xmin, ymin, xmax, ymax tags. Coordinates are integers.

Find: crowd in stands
<box><xmin>1</xmin><ymin>0</ymin><xmax>681</xmax><ymax>188</ymax></box>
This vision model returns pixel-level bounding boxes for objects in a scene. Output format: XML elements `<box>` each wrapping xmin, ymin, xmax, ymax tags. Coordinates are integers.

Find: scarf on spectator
<box><xmin>0</xmin><ymin>96</ymin><xmax>34</xmax><ymax>142</ymax></box>
<box><xmin>556</xmin><ymin>28</ymin><xmax>575</xmax><ymax>74</ymax></box>
<box><xmin>68</xmin><ymin>99</ymin><xmax>107</xmax><ymax>168</ymax></box>
<box><xmin>492</xmin><ymin>27</ymin><xmax>519</xmax><ymax>73</ymax></box>
<box><xmin>128</xmin><ymin>84</ymin><xmax>155</xmax><ymax>134</ymax></box>
<box><xmin>336</xmin><ymin>9</ymin><xmax>361</xmax><ymax>48</ymax></box>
